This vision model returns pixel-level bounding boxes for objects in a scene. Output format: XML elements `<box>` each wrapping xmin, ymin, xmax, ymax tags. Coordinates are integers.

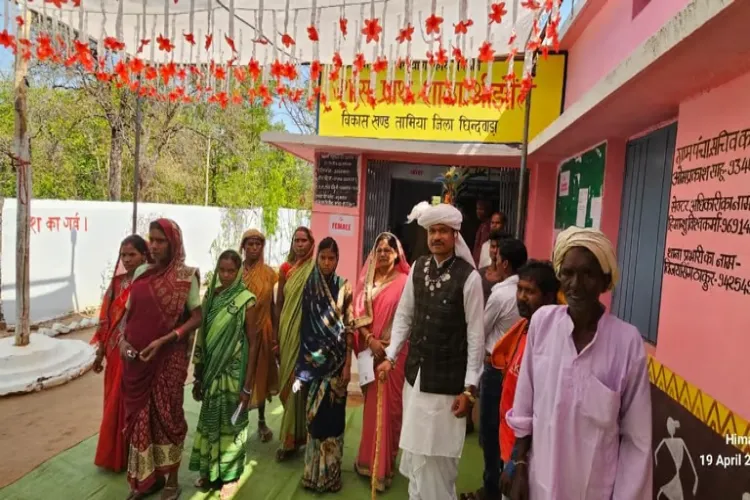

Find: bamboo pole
<box><xmin>13</xmin><ymin>5</ymin><xmax>32</xmax><ymax>347</ymax></box>
<box><xmin>0</xmin><ymin>196</ymin><xmax>5</xmax><ymax>334</ymax></box>
<box><xmin>514</xmin><ymin>88</ymin><xmax>532</xmax><ymax>240</ymax></box>
<box><xmin>132</xmin><ymin>94</ymin><xmax>142</xmax><ymax>234</ymax></box>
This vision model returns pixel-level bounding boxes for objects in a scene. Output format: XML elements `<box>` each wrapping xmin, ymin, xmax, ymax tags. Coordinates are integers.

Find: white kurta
<box><xmin>385</xmin><ymin>256</ymin><xmax>485</xmax><ymax>498</ymax></box>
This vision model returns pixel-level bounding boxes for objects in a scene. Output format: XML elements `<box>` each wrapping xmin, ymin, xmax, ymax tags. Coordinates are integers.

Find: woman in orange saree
<box><xmin>91</xmin><ymin>235</ymin><xmax>150</xmax><ymax>472</ymax></box>
<box><xmin>240</xmin><ymin>229</ymin><xmax>280</xmax><ymax>442</ymax></box>
<box><xmin>352</xmin><ymin>233</ymin><xmax>411</xmax><ymax>491</ymax></box>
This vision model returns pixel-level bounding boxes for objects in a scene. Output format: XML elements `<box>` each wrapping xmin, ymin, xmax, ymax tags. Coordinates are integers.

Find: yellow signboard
<box><xmin>317</xmin><ymin>54</ymin><xmax>566</xmax><ymax>144</ymax></box>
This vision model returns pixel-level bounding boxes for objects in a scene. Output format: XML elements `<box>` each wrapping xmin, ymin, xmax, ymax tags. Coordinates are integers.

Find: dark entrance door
<box><xmin>612</xmin><ymin>123</ymin><xmax>677</xmax><ymax>343</ymax></box>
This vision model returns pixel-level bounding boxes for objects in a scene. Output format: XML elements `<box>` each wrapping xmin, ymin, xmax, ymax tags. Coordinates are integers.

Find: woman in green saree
<box><xmin>190</xmin><ymin>250</ymin><xmax>259</xmax><ymax>499</ymax></box>
<box><xmin>274</xmin><ymin>226</ymin><xmax>315</xmax><ymax>462</ymax></box>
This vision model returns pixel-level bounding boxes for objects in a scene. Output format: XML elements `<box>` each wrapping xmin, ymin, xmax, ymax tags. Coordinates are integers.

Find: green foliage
<box><xmin>0</xmin><ymin>71</ymin><xmax>313</xmax><ymax>225</ymax></box>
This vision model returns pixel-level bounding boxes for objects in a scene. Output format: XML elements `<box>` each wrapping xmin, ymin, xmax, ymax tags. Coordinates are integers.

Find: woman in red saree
<box><xmin>120</xmin><ymin>219</ymin><xmax>202</xmax><ymax>500</ymax></box>
<box><xmin>91</xmin><ymin>235</ymin><xmax>150</xmax><ymax>472</ymax></box>
<box><xmin>352</xmin><ymin>232</ymin><xmax>411</xmax><ymax>491</ymax></box>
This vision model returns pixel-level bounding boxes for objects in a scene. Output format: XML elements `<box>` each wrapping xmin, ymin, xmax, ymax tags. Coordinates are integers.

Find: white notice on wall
<box><xmin>559</xmin><ymin>170</ymin><xmax>570</xmax><ymax>197</ymax></box>
<box><xmin>329</xmin><ymin>214</ymin><xmax>355</xmax><ymax>236</ymax></box>
<box><xmin>576</xmin><ymin>188</ymin><xmax>589</xmax><ymax>227</ymax></box>
<box><xmin>590</xmin><ymin>197</ymin><xmax>603</xmax><ymax>230</ymax></box>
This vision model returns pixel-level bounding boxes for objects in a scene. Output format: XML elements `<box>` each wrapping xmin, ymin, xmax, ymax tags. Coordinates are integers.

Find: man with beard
<box><xmin>478</xmin><ymin>213</ymin><xmax>507</xmax><ymax>269</ymax></box>
<box><xmin>461</xmin><ymin>238</ymin><xmax>526</xmax><ymax>500</ymax></box>
<box><xmin>487</xmin><ymin>260</ymin><xmax>560</xmax><ymax>500</ymax></box>
<box><xmin>378</xmin><ymin>202</ymin><xmax>485</xmax><ymax>500</ymax></box>
<box><xmin>506</xmin><ymin>227</ymin><xmax>652</xmax><ymax>500</ymax></box>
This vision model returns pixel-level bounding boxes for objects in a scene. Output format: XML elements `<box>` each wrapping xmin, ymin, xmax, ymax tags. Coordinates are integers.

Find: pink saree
<box><xmin>352</xmin><ymin>233</ymin><xmax>410</xmax><ymax>491</ymax></box>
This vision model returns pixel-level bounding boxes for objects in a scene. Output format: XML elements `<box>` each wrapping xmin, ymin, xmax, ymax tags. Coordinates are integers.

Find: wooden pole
<box><xmin>204</xmin><ymin>136</ymin><xmax>211</xmax><ymax>206</ymax></box>
<box><xmin>0</xmin><ymin>197</ymin><xmax>5</xmax><ymax>334</ymax></box>
<box><xmin>13</xmin><ymin>6</ymin><xmax>32</xmax><ymax>347</ymax></box>
<box><xmin>514</xmin><ymin>87</ymin><xmax>532</xmax><ymax>240</ymax></box>
<box><xmin>132</xmin><ymin>94</ymin><xmax>142</xmax><ymax>234</ymax></box>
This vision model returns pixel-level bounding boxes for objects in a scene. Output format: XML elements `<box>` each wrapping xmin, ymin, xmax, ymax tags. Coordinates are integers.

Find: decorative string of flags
<box><xmin>1</xmin><ymin>0</ymin><xmax>562</xmax><ymax>111</ymax></box>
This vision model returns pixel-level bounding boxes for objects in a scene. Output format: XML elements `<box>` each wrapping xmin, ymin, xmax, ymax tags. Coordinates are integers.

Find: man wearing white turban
<box><xmin>378</xmin><ymin>202</ymin><xmax>485</xmax><ymax>500</ymax></box>
<box><xmin>506</xmin><ymin>227</ymin><xmax>652</xmax><ymax>500</ymax></box>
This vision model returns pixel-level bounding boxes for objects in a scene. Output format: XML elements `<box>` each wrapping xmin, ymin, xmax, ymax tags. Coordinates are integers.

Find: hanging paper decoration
<box><xmin>4</xmin><ymin>0</ymin><xmax>553</xmax><ymax>112</ymax></box>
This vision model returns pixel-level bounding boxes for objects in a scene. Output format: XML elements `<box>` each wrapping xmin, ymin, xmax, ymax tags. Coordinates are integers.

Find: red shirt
<box><xmin>491</xmin><ymin>318</ymin><xmax>529</xmax><ymax>463</ymax></box>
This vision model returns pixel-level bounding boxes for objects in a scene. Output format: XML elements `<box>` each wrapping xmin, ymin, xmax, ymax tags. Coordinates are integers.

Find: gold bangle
<box><xmin>462</xmin><ymin>390</ymin><xmax>477</xmax><ymax>405</ymax></box>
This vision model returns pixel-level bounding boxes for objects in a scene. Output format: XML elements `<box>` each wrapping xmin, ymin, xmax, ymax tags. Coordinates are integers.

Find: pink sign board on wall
<box><xmin>657</xmin><ymin>71</ymin><xmax>750</xmax><ymax>419</ymax></box>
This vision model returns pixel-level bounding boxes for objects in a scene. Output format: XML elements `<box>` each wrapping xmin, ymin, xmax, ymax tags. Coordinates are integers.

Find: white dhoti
<box><xmin>399</xmin><ymin>370</ymin><xmax>466</xmax><ymax>500</ymax></box>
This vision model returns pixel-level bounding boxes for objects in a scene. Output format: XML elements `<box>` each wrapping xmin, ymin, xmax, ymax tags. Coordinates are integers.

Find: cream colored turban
<box><xmin>553</xmin><ymin>226</ymin><xmax>619</xmax><ymax>290</ymax></box>
<box><xmin>408</xmin><ymin>202</ymin><xmax>475</xmax><ymax>268</ymax></box>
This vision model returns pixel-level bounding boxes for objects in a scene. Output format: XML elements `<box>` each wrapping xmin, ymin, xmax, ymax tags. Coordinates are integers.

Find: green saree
<box><xmin>189</xmin><ymin>269</ymin><xmax>256</xmax><ymax>483</ymax></box>
<box><xmin>278</xmin><ymin>256</ymin><xmax>315</xmax><ymax>453</ymax></box>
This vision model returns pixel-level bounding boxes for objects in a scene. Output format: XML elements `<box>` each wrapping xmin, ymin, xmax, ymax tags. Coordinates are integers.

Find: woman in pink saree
<box><xmin>352</xmin><ymin>232</ymin><xmax>411</xmax><ymax>492</ymax></box>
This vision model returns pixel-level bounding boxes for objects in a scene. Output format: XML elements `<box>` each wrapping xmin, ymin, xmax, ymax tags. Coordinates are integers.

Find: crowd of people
<box><xmin>89</xmin><ymin>198</ymin><xmax>653</xmax><ymax>500</ymax></box>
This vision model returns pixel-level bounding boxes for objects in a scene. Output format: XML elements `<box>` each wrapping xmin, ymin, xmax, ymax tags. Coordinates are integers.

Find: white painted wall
<box><xmin>1</xmin><ymin>199</ymin><xmax>309</xmax><ymax>324</ymax></box>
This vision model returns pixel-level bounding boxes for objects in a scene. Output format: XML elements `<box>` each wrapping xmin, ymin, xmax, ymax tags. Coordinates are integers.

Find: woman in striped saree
<box><xmin>190</xmin><ymin>250</ymin><xmax>258</xmax><ymax>499</ymax></box>
<box><xmin>274</xmin><ymin>226</ymin><xmax>315</xmax><ymax>461</ymax></box>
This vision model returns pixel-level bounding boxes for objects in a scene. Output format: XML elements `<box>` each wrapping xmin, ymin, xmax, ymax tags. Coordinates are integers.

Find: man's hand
<box><xmin>500</xmin><ymin>468</ymin><xmax>513</xmax><ymax>496</ymax></box>
<box><xmin>451</xmin><ymin>393</ymin><xmax>472</xmax><ymax>418</ymax></box>
<box><xmin>376</xmin><ymin>359</ymin><xmax>392</xmax><ymax>381</ymax></box>
<box><xmin>510</xmin><ymin>462</ymin><xmax>530</xmax><ymax>500</ymax></box>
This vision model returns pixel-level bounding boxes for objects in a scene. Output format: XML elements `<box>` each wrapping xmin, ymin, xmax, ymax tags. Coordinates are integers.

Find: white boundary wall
<box><xmin>1</xmin><ymin>199</ymin><xmax>309</xmax><ymax>324</ymax></box>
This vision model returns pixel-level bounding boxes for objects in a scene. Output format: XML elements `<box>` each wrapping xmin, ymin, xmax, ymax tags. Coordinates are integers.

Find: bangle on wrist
<box><xmin>462</xmin><ymin>390</ymin><xmax>477</xmax><ymax>405</ymax></box>
<box><xmin>241</xmin><ymin>387</ymin><xmax>252</xmax><ymax>396</ymax></box>
<box><xmin>515</xmin><ymin>459</ymin><xmax>528</xmax><ymax>466</ymax></box>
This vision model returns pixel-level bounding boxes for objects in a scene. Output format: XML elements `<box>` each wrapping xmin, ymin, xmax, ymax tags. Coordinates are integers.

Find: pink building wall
<box><xmin>309</xmin><ymin>154</ymin><xmax>367</xmax><ymax>285</ymax></box>
<box><xmin>524</xmin><ymin>162</ymin><xmax>557</xmax><ymax>260</ymax></box>
<box><xmin>563</xmin><ymin>0</ymin><xmax>691</xmax><ymax>109</ymax></box>
<box><xmin>655</xmin><ymin>70</ymin><xmax>750</xmax><ymax>419</ymax></box>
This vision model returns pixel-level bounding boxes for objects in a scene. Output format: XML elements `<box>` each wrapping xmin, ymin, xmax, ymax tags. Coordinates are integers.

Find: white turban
<box><xmin>553</xmin><ymin>226</ymin><xmax>619</xmax><ymax>290</ymax></box>
<box><xmin>408</xmin><ymin>202</ymin><xmax>475</xmax><ymax>268</ymax></box>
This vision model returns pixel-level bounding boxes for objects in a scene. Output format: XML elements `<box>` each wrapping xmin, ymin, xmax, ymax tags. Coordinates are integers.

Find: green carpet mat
<box><xmin>0</xmin><ymin>388</ymin><xmax>483</xmax><ymax>499</ymax></box>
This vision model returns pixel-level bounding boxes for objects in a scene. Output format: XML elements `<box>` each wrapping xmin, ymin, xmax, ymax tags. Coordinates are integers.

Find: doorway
<box><xmin>361</xmin><ymin>160</ymin><xmax>523</xmax><ymax>265</ymax></box>
<box><xmin>389</xmin><ymin>179</ymin><xmax>443</xmax><ymax>263</ymax></box>
<box><xmin>612</xmin><ymin>123</ymin><xmax>677</xmax><ymax>343</ymax></box>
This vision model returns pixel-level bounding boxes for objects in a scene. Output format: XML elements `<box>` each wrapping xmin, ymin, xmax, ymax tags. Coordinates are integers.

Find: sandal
<box><xmin>220</xmin><ymin>481</ymin><xmax>240</xmax><ymax>499</ymax></box>
<box><xmin>459</xmin><ymin>489</ymin><xmax>484</xmax><ymax>500</ymax></box>
<box><xmin>275</xmin><ymin>448</ymin><xmax>296</xmax><ymax>462</ymax></box>
<box><xmin>258</xmin><ymin>423</ymin><xmax>274</xmax><ymax>443</ymax></box>
<box><xmin>194</xmin><ymin>477</ymin><xmax>210</xmax><ymax>489</ymax></box>
<box><xmin>161</xmin><ymin>486</ymin><xmax>182</xmax><ymax>500</ymax></box>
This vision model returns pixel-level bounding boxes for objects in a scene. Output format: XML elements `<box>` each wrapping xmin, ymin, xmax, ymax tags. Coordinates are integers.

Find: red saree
<box><xmin>352</xmin><ymin>233</ymin><xmax>411</xmax><ymax>491</ymax></box>
<box><xmin>122</xmin><ymin>219</ymin><xmax>198</xmax><ymax>494</ymax></box>
<box><xmin>90</xmin><ymin>272</ymin><xmax>132</xmax><ymax>472</ymax></box>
